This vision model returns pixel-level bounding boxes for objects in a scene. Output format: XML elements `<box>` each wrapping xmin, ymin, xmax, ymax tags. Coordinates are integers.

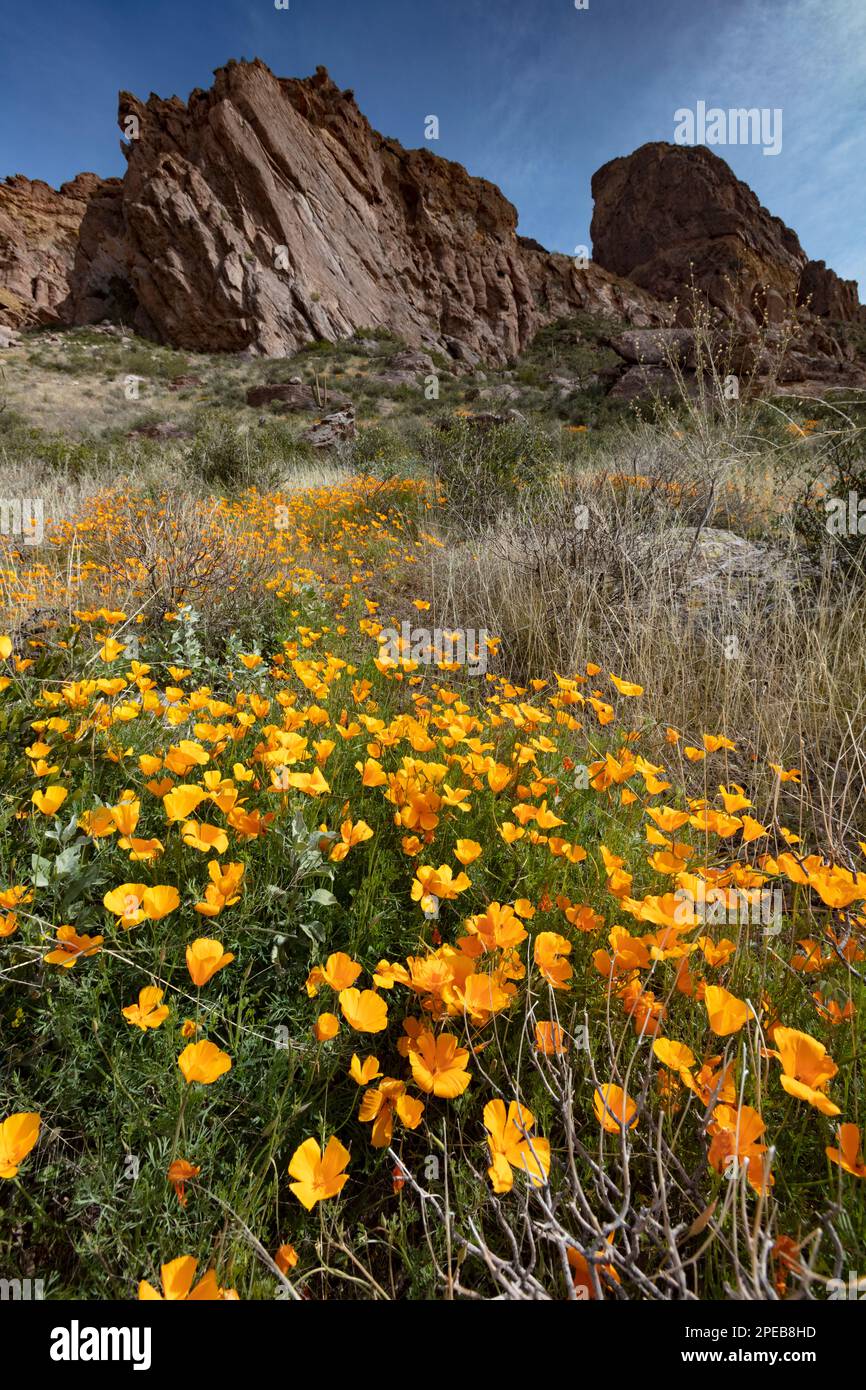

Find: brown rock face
<box><xmin>590</xmin><ymin>142</ymin><xmax>861</xmax><ymax>327</ymax></box>
<box><xmin>65</xmin><ymin>60</ymin><xmax>667</xmax><ymax>362</ymax></box>
<box><xmin>3</xmin><ymin>66</ymin><xmax>861</xmax><ymax>386</ymax></box>
<box><xmin>0</xmin><ymin>173</ymin><xmax>118</xmax><ymax>327</ymax></box>
<box><xmin>797</xmin><ymin>260</ymin><xmax>865</xmax><ymax>323</ymax></box>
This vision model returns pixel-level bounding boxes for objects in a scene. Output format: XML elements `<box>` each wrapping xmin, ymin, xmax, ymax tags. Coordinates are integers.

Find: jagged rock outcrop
<box><xmin>0</xmin><ymin>173</ymin><xmax>118</xmax><ymax>326</ymax></box>
<box><xmin>2</xmin><ymin>64</ymin><xmax>862</xmax><ymax>393</ymax></box>
<box><xmin>591</xmin><ymin>143</ymin><xmax>810</xmax><ymax>325</ymax></box>
<box><xmin>64</xmin><ymin>60</ymin><xmax>668</xmax><ymax>363</ymax></box>
<box><xmin>591</xmin><ymin>141</ymin><xmax>863</xmax><ymax>330</ymax></box>
<box><xmin>797</xmin><ymin>260</ymin><xmax>865</xmax><ymax>323</ymax></box>
<box><xmin>590</xmin><ymin>141</ymin><xmax>864</xmax><ymax>391</ymax></box>
<box><xmin>5</xmin><ymin>61</ymin><xmax>667</xmax><ymax>354</ymax></box>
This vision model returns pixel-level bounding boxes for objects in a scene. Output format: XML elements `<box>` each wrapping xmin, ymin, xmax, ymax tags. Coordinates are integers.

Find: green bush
<box><xmin>420</xmin><ymin>416</ymin><xmax>558</xmax><ymax>531</ymax></box>
<box><xmin>185</xmin><ymin>414</ymin><xmax>311</xmax><ymax>490</ymax></box>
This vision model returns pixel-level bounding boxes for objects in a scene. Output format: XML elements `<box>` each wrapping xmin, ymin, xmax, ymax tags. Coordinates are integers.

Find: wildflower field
<box><xmin>1</xmin><ymin>420</ymin><xmax>865</xmax><ymax>1305</ymax></box>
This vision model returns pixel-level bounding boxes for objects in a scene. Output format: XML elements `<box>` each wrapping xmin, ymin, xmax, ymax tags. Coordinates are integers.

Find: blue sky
<box><xmin>2</xmin><ymin>0</ymin><xmax>864</xmax><ymax>294</ymax></box>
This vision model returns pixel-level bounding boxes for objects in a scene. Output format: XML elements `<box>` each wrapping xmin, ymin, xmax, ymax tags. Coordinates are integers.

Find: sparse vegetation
<box><xmin>1</xmin><ymin>321</ymin><xmax>864</xmax><ymax>1305</ymax></box>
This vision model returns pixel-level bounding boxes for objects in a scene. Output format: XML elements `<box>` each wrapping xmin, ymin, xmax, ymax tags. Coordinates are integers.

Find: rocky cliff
<box><xmin>1</xmin><ymin>61</ymin><xmax>667</xmax><ymax>362</ymax></box>
<box><xmin>0</xmin><ymin>173</ymin><xmax>119</xmax><ymax>326</ymax></box>
<box><xmin>590</xmin><ymin>141</ymin><xmax>864</xmax><ymax>329</ymax></box>
<box><xmin>1</xmin><ymin>61</ymin><xmax>862</xmax><ymax>382</ymax></box>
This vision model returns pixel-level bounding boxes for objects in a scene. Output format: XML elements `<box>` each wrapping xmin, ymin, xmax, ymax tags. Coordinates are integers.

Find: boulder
<box><xmin>245</xmin><ymin>381</ymin><xmax>351</xmax><ymax>410</ymax></box>
<box><xmin>303</xmin><ymin>405</ymin><xmax>356</xmax><ymax>447</ymax></box>
<box><xmin>607</xmin><ymin>365</ymin><xmax>682</xmax><ymax>401</ymax></box>
<box><xmin>607</xmin><ymin>327</ymin><xmax>695</xmax><ymax>365</ymax></box>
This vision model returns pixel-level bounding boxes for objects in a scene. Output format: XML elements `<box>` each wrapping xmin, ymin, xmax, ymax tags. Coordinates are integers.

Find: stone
<box><xmin>607</xmin><ymin>327</ymin><xmax>695</xmax><ymax>365</ymax></box>
<box><xmin>478</xmin><ymin>383</ymin><xmax>522</xmax><ymax>402</ymax></box>
<box><xmin>303</xmin><ymin>405</ymin><xmax>356</xmax><ymax>447</ymax></box>
<box><xmin>607</xmin><ymin>365</ymin><xmax>681</xmax><ymax>401</ymax></box>
<box><xmin>245</xmin><ymin>381</ymin><xmax>351</xmax><ymax>410</ymax></box>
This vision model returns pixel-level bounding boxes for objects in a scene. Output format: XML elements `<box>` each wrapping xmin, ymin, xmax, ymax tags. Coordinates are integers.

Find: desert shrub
<box><xmin>791</xmin><ymin>433</ymin><xmax>866</xmax><ymax>584</ymax></box>
<box><xmin>420</xmin><ymin>415</ymin><xmax>558</xmax><ymax>533</ymax></box>
<box><xmin>185</xmin><ymin>414</ymin><xmax>306</xmax><ymax>490</ymax></box>
<box><xmin>350</xmin><ymin>326</ymin><xmax>403</xmax><ymax>345</ymax></box>
<box><xmin>85</xmin><ymin>489</ymin><xmax>283</xmax><ymax>652</ymax></box>
<box><xmin>334</xmin><ymin>423</ymin><xmax>414</xmax><ymax>478</ymax></box>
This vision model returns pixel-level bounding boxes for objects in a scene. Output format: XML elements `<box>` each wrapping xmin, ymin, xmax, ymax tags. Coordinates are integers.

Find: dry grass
<box><xmin>420</xmin><ymin>413</ymin><xmax>866</xmax><ymax>847</ymax></box>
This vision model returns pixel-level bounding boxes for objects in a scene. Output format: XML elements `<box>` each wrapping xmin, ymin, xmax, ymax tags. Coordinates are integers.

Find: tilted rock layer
<box><xmin>69</xmin><ymin>60</ymin><xmax>667</xmax><ymax>362</ymax></box>
<box><xmin>1</xmin><ymin>62</ymin><xmax>862</xmax><ymax>381</ymax></box>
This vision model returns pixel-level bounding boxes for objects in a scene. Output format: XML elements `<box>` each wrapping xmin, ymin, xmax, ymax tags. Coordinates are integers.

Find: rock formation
<box><xmin>0</xmin><ymin>173</ymin><xmax>118</xmax><ymax>326</ymax></box>
<box><xmin>1</xmin><ymin>62</ymin><xmax>862</xmax><ymax>395</ymax></box>
<box><xmin>65</xmin><ymin>60</ymin><xmax>666</xmax><ymax>363</ymax></box>
<box><xmin>797</xmin><ymin>260</ymin><xmax>864</xmax><ymax>322</ymax></box>
<box><xmin>590</xmin><ymin>141</ymin><xmax>863</xmax><ymax>329</ymax></box>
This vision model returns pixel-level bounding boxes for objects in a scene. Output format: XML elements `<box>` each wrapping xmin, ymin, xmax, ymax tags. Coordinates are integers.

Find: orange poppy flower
<box><xmin>358</xmin><ymin>1079</ymin><xmax>424</xmax><ymax>1147</ymax></box>
<box><xmin>408</xmin><ymin>1031</ymin><xmax>471</xmax><ymax>1097</ymax></box>
<box><xmin>567</xmin><ymin>1239</ymin><xmax>620</xmax><ymax>1299</ymax></box>
<box><xmin>163</xmin><ymin>785</ymin><xmax>207</xmax><ymax>821</ymax></box>
<box><xmin>535</xmin><ymin>1021</ymin><xmax>568</xmax><ymax>1055</ymax></box>
<box><xmin>275</xmin><ymin>1243</ymin><xmax>298</xmax><ymax>1274</ymax></box>
<box><xmin>43</xmin><ymin>924</ymin><xmax>104</xmax><ymax>967</ymax></box>
<box><xmin>313</xmin><ymin>1013</ymin><xmax>340</xmax><ymax>1041</ymax></box>
<box><xmin>708</xmin><ymin>1103</ymin><xmax>772</xmax><ymax>1194</ymax></box>
<box><xmin>704</xmin><ymin>985</ymin><xmax>750</xmax><ymax>1037</ymax></box>
<box><xmin>0</xmin><ymin>1112</ymin><xmax>40</xmax><ymax>1178</ymax></box>
<box><xmin>186</xmin><ymin>937</ymin><xmax>235</xmax><ymax>987</ymax></box>
<box><xmin>182</xmin><ymin>821</ymin><xmax>229</xmax><ymax>855</ymax></box>
<box><xmin>177</xmin><ymin>1039</ymin><xmax>232</xmax><ymax>1085</ymax></box>
<box><xmin>593</xmin><ymin>1084</ymin><xmax>638</xmax><ymax>1133</ymax></box>
<box><xmin>338</xmin><ymin>987</ymin><xmax>388</xmax><ymax>1033</ymax></box>
<box><xmin>484</xmin><ymin>1098</ymin><xmax>550</xmax><ymax>1193</ymax></box>
<box><xmin>167</xmin><ymin>1159</ymin><xmax>201</xmax><ymax>1206</ymax></box>
<box><xmin>349</xmin><ymin>1054</ymin><xmax>383</xmax><ymax>1085</ymax></box>
<box><xmin>826</xmin><ymin>1124</ymin><xmax>866</xmax><ymax>1178</ymax></box>
<box><xmin>32</xmin><ymin>785</ymin><xmax>68</xmax><ymax>815</ymax></box>
<box><xmin>138</xmin><ymin>1255</ymin><xmax>230</xmax><ymax>1300</ymax></box>
<box><xmin>288</xmin><ymin>1136</ymin><xmax>350</xmax><ymax>1210</ymax></box>
<box><xmin>122</xmin><ymin>986</ymin><xmax>169</xmax><ymax>1031</ymax></box>
<box><xmin>534</xmin><ymin>931</ymin><xmax>573</xmax><ymax>990</ymax></box>
<box><xmin>767</xmin><ymin>1027</ymin><xmax>840</xmax><ymax>1115</ymax></box>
